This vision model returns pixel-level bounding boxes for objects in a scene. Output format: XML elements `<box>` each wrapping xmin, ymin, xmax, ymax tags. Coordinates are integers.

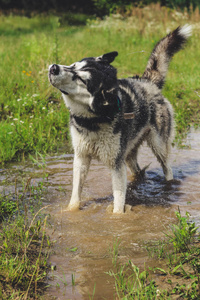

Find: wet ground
<box><xmin>1</xmin><ymin>128</ymin><xmax>200</xmax><ymax>299</ymax></box>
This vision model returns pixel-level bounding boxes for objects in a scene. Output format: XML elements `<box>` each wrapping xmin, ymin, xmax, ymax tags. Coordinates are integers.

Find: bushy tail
<box><xmin>142</xmin><ymin>25</ymin><xmax>192</xmax><ymax>89</ymax></box>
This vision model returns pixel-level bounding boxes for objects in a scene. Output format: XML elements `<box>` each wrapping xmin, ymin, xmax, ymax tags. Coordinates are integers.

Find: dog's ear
<box><xmin>101</xmin><ymin>51</ymin><xmax>118</xmax><ymax>64</ymax></box>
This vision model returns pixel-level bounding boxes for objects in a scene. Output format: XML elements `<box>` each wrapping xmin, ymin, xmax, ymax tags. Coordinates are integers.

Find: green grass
<box><xmin>0</xmin><ymin>7</ymin><xmax>200</xmax><ymax>163</ymax></box>
<box><xmin>0</xmin><ymin>177</ymin><xmax>51</xmax><ymax>299</ymax></box>
<box><xmin>0</xmin><ymin>195</ymin><xmax>17</xmax><ymax>221</ymax></box>
<box><xmin>108</xmin><ymin>211</ymin><xmax>200</xmax><ymax>299</ymax></box>
<box><xmin>0</xmin><ymin>15</ymin><xmax>70</xmax><ymax>164</ymax></box>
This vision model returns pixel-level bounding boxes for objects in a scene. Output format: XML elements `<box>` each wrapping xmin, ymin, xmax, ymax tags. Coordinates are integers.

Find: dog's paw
<box><xmin>107</xmin><ymin>204</ymin><xmax>133</xmax><ymax>213</ymax></box>
<box><xmin>65</xmin><ymin>202</ymin><xmax>80</xmax><ymax>212</ymax></box>
<box><xmin>113</xmin><ymin>209</ymin><xmax>125</xmax><ymax>214</ymax></box>
<box><xmin>113</xmin><ymin>204</ymin><xmax>133</xmax><ymax>213</ymax></box>
<box><xmin>124</xmin><ymin>204</ymin><xmax>133</xmax><ymax>212</ymax></box>
<box><xmin>107</xmin><ymin>204</ymin><xmax>124</xmax><ymax>214</ymax></box>
<box><xmin>106</xmin><ymin>204</ymin><xmax>114</xmax><ymax>213</ymax></box>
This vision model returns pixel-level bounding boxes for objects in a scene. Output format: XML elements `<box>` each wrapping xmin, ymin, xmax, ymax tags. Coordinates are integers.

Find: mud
<box><xmin>1</xmin><ymin>128</ymin><xmax>200</xmax><ymax>299</ymax></box>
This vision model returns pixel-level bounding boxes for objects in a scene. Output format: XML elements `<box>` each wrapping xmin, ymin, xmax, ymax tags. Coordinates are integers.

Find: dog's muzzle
<box><xmin>50</xmin><ymin>64</ymin><xmax>60</xmax><ymax>75</ymax></box>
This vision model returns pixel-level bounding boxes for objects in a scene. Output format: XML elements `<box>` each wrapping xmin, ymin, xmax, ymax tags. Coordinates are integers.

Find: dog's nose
<box><xmin>50</xmin><ymin>64</ymin><xmax>60</xmax><ymax>75</ymax></box>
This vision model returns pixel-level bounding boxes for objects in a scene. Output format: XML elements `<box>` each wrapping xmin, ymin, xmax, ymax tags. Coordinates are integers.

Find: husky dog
<box><xmin>49</xmin><ymin>25</ymin><xmax>191</xmax><ymax>213</ymax></box>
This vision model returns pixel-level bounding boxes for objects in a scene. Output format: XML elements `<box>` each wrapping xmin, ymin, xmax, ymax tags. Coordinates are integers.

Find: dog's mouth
<box><xmin>49</xmin><ymin>64</ymin><xmax>69</xmax><ymax>95</ymax></box>
<box><xmin>49</xmin><ymin>63</ymin><xmax>88</xmax><ymax>96</ymax></box>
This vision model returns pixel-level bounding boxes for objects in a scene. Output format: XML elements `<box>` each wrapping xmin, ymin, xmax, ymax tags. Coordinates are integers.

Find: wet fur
<box><xmin>49</xmin><ymin>25</ymin><xmax>191</xmax><ymax>213</ymax></box>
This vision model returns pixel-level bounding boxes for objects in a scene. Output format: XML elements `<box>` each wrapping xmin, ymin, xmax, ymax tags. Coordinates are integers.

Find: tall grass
<box><xmin>0</xmin><ymin>177</ymin><xmax>51</xmax><ymax>299</ymax></box>
<box><xmin>1</xmin><ymin>6</ymin><xmax>200</xmax><ymax>164</ymax></box>
<box><xmin>0</xmin><ymin>15</ymin><xmax>71</xmax><ymax>164</ymax></box>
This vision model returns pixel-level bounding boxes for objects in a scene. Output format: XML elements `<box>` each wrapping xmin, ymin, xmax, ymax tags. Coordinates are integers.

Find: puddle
<box><xmin>1</xmin><ymin>128</ymin><xmax>200</xmax><ymax>299</ymax></box>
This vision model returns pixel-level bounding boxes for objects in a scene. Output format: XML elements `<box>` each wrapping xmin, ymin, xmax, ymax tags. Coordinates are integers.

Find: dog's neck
<box><xmin>62</xmin><ymin>90</ymin><xmax>134</xmax><ymax>121</ymax></box>
<box><xmin>62</xmin><ymin>93</ymin><xmax>96</xmax><ymax>118</ymax></box>
<box><xmin>62</xmin><ymin>89</ymin><xmax>121</xmax><ymax>115</ymax></box>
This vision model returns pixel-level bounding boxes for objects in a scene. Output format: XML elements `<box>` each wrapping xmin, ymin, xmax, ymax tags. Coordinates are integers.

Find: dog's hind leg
<box><xmin>111</xmin><ymin>162</ymin><xmax>127</xmax><ymax>213</ymax></box>
<box><xmin>147</xmin><ymin>133</ymin><xmax>173</xmax><ymax>181</ymax></box>
<box><xmin>126</xmin><ymin>149</ymin><xmax>141</xmax><ymax>177</ymax></box>
<box><xmin>67</xmin><ymin>154</ymin><xmax>91</xmax><ymax>211</ymax></box>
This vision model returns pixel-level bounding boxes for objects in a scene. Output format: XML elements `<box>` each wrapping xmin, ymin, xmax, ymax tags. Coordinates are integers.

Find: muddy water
<box><xmin>1</xmin><ymin>128</ymin><xmax>200</xmax><ymax>299</ymax></box>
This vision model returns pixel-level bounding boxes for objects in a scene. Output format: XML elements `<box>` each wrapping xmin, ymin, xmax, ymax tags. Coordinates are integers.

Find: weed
<box><xmin>89</xmin><ymin>283</ymin><xmax>96</xmax><ymax>300</ymax></box>
<box><xmin>0</xmin><ymin>177</ymin><xmax>51</xmax><ymax>299</ymax></box>
<box><xmin>145</xmin><ymin>239</ymin><xmax>167</xmax><ymax>259</ymax></box>
<box><xmin>0</xmin><ymin>211</ymin><xmax>51</xmax><ymax>299</ymax></box>
<box><xmin>67</xmin><ymin>247</ymin><xmax>78</xmax><ymax>252</ymax></box>
<box><xmin>107</xmin><ymin>261</ymin><xmax>161</xmax><ymax>299</ymax></box>
<box><xmin>53</xmin><ymin>32</ymin><xmax>59</xmax><ymax>64</ymax></box>
<box><xmin>166</xmin><ymin>210</ymin><xmax>198</xmax><ymax>253</ymax></box>
<box><xmin>53</xmin><ymin>269</ymin><xmax>68</xmax><ymax>287</ymax></box>
<box><xmin>110</xmin><ymin>237</ymin><xmax>121</xmax><ymax>267</ymax></box>
<box><xmin>0</xmin><ymin>195</ymin><xmax>17</xmax><ymax>221</ymax></box>
<box><xmin>71</xmin><ymin>273</ymin><xmax>75</xmax><ymax>286</ymax></box>
<box><xmin>29</xmin><ymin>151</ymin><xmax>47</xmax><ymax>169</ymax></box>
<box><xmin>109</xmin><ymin>211</ymin><xmax>200</xmax><ymax>299</ymax></box>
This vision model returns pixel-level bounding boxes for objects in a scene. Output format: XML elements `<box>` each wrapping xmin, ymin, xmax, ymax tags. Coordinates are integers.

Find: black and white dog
<box><xmin>49</xmin><ymin>25</ymin><xmax>191</xmax><ymax>213</ymax></box>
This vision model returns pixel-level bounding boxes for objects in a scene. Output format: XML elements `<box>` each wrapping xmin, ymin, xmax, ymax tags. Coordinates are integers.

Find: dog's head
<box><xmin>49</xmin><ymin>51</ymin><xmax>119</xmax><ymax>116</ymax></box>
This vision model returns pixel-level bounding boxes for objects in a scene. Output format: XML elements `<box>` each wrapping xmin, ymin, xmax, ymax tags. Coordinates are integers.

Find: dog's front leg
<box><xmin>111</xmin><ymin>163</ymin><xmax>127</xmax><ymax>213</ymax></box>
<box><xmin>67</xmin><ymin>153</ymin><xmax>91</xmax><ymax>211</ymax></box>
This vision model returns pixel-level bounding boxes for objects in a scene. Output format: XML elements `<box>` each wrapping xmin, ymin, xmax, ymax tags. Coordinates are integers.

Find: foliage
<box><xmin>0</xmin><ymin>195</ymin><xmax>17</xmax><ymax>221</ymax></box>
<box><xmin>0</xmin><ymin>178</ymin><xmax>51</xmax><ymax>299</ymax></box>
<box><xmin>166</xmin><ymin>210</ymin><xmax>198</xmax><ymax>252</ymax></box>
<box><xmin>92</xmin><ymin>0</ymin><xmax>200</xmax><ymax>16</ymax></box>
<box><xmin>0</xmin><ymin>214</ymin><xmax>50</xmax><ymax>299</ymax></box>
<box><xmin>92</xmin><ymin>0</ymin><xmax>132</xmax><ymax>16</ymax></box>
<box><xmin>161</xmin><ymin>0</ymin><xmax>200</xmax><ymax>11</ymax></box>
<box><xmin>153</xmin><ymin>211</ymin><xmax>200</xmax><ymax>299</ymax></box>
<box><xmin>107</xmin><ymin>261</ymin><xmax>162</xmax><ymax>299</ymax></box>
<box><xmin>109</xmin><ymin>211</ymin><xmax>200</xmax><ymax>299</ymax></box>
<box><xmin>0</xmin><ymin>0</ymin><xmax>200</xmax><ymax>16</ymax></box>
<box><xmin>0</xmin><ymin>0</ymin><xmax>95</xmax><ymax>14</ymax></box>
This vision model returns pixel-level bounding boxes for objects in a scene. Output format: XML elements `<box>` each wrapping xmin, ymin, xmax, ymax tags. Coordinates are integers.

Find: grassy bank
<box><xmin>0</xmin><ymin>177</ymin><xmax>51</xmax><ymax>299</ymax></box>
<box><xmin>108</xmin><ymin>210</ymin><xmax>200</xmax><ymax>299</ymax></box>
<box><xmin>1</xmin><ymin>5</ymin><xmax>200</xmax><ymax>164</ymax></box>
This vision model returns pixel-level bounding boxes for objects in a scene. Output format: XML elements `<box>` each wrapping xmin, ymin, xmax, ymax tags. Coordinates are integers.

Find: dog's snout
<box><xmin>50</xmin><ymin>64</ymin><xmax>60</xmax><ymax>75</ymax></box>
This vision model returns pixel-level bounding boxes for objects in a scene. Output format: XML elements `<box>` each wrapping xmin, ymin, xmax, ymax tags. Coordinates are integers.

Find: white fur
<box><xmin>74</xmin><ymin>61</ymin><xmax>87</xmax><ymax>70</ymax></box>
<box><xmin>112</xmin><ymin>163</ymin><xmax>127</xmax><ymax>213</ymax></box>
<box><xmin>70</xmin><ymin>122</ymin><xmax>121</xmax><ymax>167</ymax></box>
<box><xmin>62</xmin><ymin>94</ymin><xmax>94</xmax><ymax>117</ymax></box>
<box><xmin>68</xmin><ymin>154</ymin><xmax>91</xmax><ymax>210</ymax></box>
<box><xmin>76</xmin><ymin>70</ymin><xmax>91</xmax><ymax>80</ymax></box>
<box><xmin>68</xmin><ymin>122</ymin><xmax>123</xmax><ymax>212</ymax></box>
<box><xmin>179</xmin><ymin>24</ymin><xmax>192</xmax><ymax>38</ymax></box>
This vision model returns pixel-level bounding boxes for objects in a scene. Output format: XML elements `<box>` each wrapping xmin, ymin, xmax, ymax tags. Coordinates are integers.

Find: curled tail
<box><xmin>142</xmin><ymin>25</ymin><xmax>192</xmax><ymax>89</ymax></box>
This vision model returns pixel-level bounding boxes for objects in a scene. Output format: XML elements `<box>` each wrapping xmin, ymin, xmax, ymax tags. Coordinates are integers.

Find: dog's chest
<box><xmin>70</xmin><ymin>124</ymin><xmax>121</xmax><ymax>167</ymax></box>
